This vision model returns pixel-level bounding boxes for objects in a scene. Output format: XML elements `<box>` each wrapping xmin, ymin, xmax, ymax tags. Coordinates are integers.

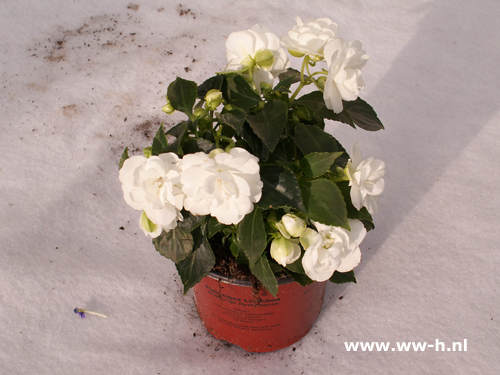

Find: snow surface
<box><xmin>1</xmin><ymin>0</ymin><xmax>499</xmax><ymax>373</ymax></box>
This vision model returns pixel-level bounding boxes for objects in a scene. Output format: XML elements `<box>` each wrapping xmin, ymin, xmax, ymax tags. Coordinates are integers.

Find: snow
<box><xmin>1</xmin><ymin>0</ymin><xmax>499</xmax><ymax>373</ymax></box>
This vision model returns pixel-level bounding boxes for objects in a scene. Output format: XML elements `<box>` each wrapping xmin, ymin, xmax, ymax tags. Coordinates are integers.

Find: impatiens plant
<box><xmin>119</xmin><ymin>17</ymin><xmax>385</xmax><ymax>297</ymax></box>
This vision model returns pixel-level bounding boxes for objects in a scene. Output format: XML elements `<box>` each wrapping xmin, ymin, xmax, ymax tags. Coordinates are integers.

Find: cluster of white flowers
<box><xmin>119</xmin><ymin>148</ymin><xmax>263</xmax><ymax>237</ymax></box>
<box><xmin>269</xmin><ymin>213</ymin><xmax>367</xmax><ymax>282</ymax></box>
<box><xmin>223</xmin><ymin>16</ymin><xmax>368</xmax><ymax>113</ymax></box>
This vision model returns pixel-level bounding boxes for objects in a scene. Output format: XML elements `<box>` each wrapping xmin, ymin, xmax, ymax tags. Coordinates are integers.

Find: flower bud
<box><xmin>294</xmin><ymin>106</ymin><xmax>313</xmax><ymax>122</ymax></box>
<box><xmin>139</xmin><ymin>211</ymin><xmax>162</xmax><ymax>238</ymax></box>
<box><xmin>205</xmin><ymin>89</ymin><xmax>223</xmax><ymax>111</ymax></box>
<box><xmin>142</xmin><ymin>147</ymin><xmax>152</xmax><ymax>158</ymax></box>
<box><xmin>278</xmin><ymin>213</ymin><xmax>306</xmax><ymax>238</ymax></box>
<box><xmin>270</xmin><ymin>235</ymin><xmax>301</xmax><ymax>267</ymax></box>
<box><xmin>208</xmin><ymin>148</ymin><xmax>225</xmax><ymax>159</ymax></box>
<box><xmin>254</xmin><ymin>49</ymin><xmax>275</xmax><ymax>70</ymax></box>
<box><xmin>316</xmin><ymin>76</ymin><xmax>327</xmax><ymax>90</ymax></box>
<box><xmin>193</xmin><ymin>108</ymin><xmax>208</xmax><ymax>118</ymax></box>
<box><xmin>288</xmin><ymin>49</ymin><xmax>305</xmax><ymax>58</ymax></box>
<box><xmin>162</xmin><ymin>101</ymin><xmax>175</xmax><ymax>114</ymax></box>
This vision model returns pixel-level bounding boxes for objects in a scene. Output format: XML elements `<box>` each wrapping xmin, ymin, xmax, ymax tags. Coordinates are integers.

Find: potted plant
<box><xmin>118</xmin><ymin>17</ymin><xmax>385</xmax><ymax>352</ymax></box>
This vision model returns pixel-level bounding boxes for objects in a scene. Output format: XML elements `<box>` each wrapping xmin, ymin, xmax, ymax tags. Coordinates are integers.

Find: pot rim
<box><xmin>206</xmin><ymin>270</ymin><xmax>295</xmax><ymax>287</ymax></box>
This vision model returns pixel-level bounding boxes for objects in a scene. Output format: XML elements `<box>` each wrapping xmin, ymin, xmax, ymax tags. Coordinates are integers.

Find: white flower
<box><xmin>276</xmin><ymin>213</ymin><xmax>306</xmax><ymax>239</ymax></box>
<box><xmin>224</xmin><ymin>24</ymin><xmax>290</xmax><ymax>92</ymax></box>
<box><xmin>270</xmin><ymin>235</ymin><xmax>301</xmax><ymax>267</ymax></box>
<box><xmin>323</xmin><ymin>38</ymin><xmax>369</xmax><ymax>113</ymax></box>
<box><xmin>180</xmin><ymin>147</ymin><xmax>263</xmax><ymax>225</ymax></box>
<box><xmin>346</xmin><ymin>142</ymin><xmax>385</xmax><ymax>214</ymax></box>
<box><xmin>280</xmin><ymin>17</ymin><xmax>338</xmax><ymax>60</ymax></box>
<box><xmin>119</xmin><ymin>153</ymin><xmax>184</xmax><ymax>237</ymax></box>
<box><xmin>301</xmin><ymin>219</ymin><xmax>366</xmax><ymax>282</ymax></box>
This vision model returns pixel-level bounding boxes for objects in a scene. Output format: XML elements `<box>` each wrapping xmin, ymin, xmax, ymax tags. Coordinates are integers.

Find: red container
<box><xmin>193</xmin><ymin>272</ymin><xmax>327</xmax><ymax>352</ymax></box>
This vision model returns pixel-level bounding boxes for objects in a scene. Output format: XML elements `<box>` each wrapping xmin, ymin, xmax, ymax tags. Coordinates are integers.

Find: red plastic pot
<box><xmin>193</xmin><ymin>272</ymin><xmax>327</xmax><ymax>352</ymax></box>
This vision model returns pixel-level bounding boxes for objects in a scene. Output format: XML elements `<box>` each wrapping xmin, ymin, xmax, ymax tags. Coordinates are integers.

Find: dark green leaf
<box><xmin>176</xmin><ymin>235</ymin><xmax>215</xmax><ymax>294</ymax></box>
<box><xmin>300</xmin><ymin>179</ymin><xmax>349</xmax><ymax>229</ymax></box>
<box><xmin>343</xmin><ymin>98</ymin><xmax>384</xmax><ymax>131</ymax></box>
<box><xmin>166</xmin><ymin>121</ymin><xmax>188</xmax><ymax>154</ymax></box>
<box><xmin>329</xmin><ymin>270</ymin><xmax>357</xmax><ymax>284</ymax></box>
<box><xmin>301</xmin><ymin>152</ymin><xmax>343</xmax><ymax>178</ymax></box>
<box><xmin>285</xmin><ymin>269</ymin><xmax>314</xmax><ymax>286</ymax></box>
<box><xmin>295</xmin><ymin>91</ymin><xmax>355</xmax><ymax>127</ymax></box>
<box><xmin>249</xmin><ymin>254</ymin><xmax>279</xmax><ymax>297</ymax></box>
<box><xmin>197</xmin><ymin>75</ymin><xmax>224</xmax><ymax>99</ymax></box>
<box><xmin>207</xmin><ymin>216</ymin><xmax>228</xmax><ymax>238</ymax></box>
<box><xmin>151</xmin><ymin>123</ymin><xmax>169</xmax><ymax>155</ymax></box>
<box><xmin>218</xmin><ymin>107</ymin><xmax>247</xmax><ymax>135</ymax></box>
<box><xmin>258</xmin><ymin>165</ymin><xmax>306</xmax><ymax>212</ymax></box>
<box><xmin>274</xmin><ymin>68</ymin><xmax>301</xmax><ymax>93</ymax></box>
<box><xmin>240</xmin><ymin>123</ymin><xmax>271</xmax><ymax>161</ymax></box>
<box><xmin>223</xmin><ymin>74</ymin><xmax>261</xmax><ymax>111</ymax></box>
<box><xmin>178</xmin><ymin>212</ymin><xmax>207</xmax><ymax>233</ymax></box>
<box><xmin>167</xmin><ymin>77</ymin><xmax>198</xmax><ymax>115</ymax></box>
<box><xmin>118</xmin><ymin>147</ymin><xmax>129</xmax><ymax>170</ymax></box>
<box><xmin>295</xmin><ymin>123</ymin><xmax>340</xmax><ymax>156</ymax></box>
<box><xmin>236</xmin><ymin>207</ymin><xmax>267</xmax><ymax>267</ymax></box>
<box><xmin>166</xmin><ymin>121</ymin><xmax>185</xmax><ymax>137</ymax></box>
<box><xmin>285</xmin><ymin>253</ymin><xmax>306</xmax><ymax>274</ymax></box>
<box><xmin>246</xmin><ymin>100</ymin><xmax>288</xmax><ymax>153</ymax></box>
<box><xmin>153</xmin><ymin>226</ymin><xmax>194</xmax><ymax>264</ymax></box>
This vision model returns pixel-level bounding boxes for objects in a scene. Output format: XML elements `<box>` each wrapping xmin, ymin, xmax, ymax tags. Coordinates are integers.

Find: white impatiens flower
<box><xmin>270</xmin><ymin>235</ymin><xmax>301</xmax><ymax>267</ymax></box>
<box><xmin>346</xmin><ymin>142</ymin><xmax>385</xmax><ymax>214</ymax></box>
<box><xmin>323</xmin><ymin>38</ymin><xmax>369</xmax><ymax>113</ymax></box>
<box><xmin>280</xmin><ymin>16</ymin><xmax>338</xmax><ymax>60</ymax></box>
<box><xmin>180</xmin><ymin>147</ymin><xmax>263</xmax><ymax>225</ymax></box>
<box><xmin>119</xmin><ymin>153</ymin><xmax>184</xmax><ymax>237</ymax></box>
<box><xmin>276</xmin><ymin>213</ymin><xmax>306</xmax><ymax>239</ymax></box>
<box><xmin>301</xmin><ymin>219</ymin><xmax>366</xmax><ymax>282</ymax></box>
<box><xmin>224</xmin><ymin>24</ymin><xmax>290</xmax><ymax>92</ymax></box>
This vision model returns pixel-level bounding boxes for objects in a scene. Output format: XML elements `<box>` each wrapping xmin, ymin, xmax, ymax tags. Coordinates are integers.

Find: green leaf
<box><xmin>118</xmin><ymin>147</ymin><xmax>129</xmax><ymax>170</ymax></box>
<box><xmin>236</xmin><ymin>207</ymin><xmax>267</xmax><ymax>267</ymax></box>
<box><xmin>218</xmin><ymin>107</ymin><xmax>247</xmax><ymax>135</ymax></box>
<box><xmin>294</xmin><ymin>123</ymin><xmax>339</xmax><ymax>156</ymax></box>
<box><xmin>153</xmin><ymin>226</ymin><xmax>194</xmax><ymax>264</ymax></box>
<box><xmin>295</xmin><ymin>91</ymin><xmax>354</xmax><ymax>127</ymax></box>
<box><xmin>246</xmin><ymin>100</ymin><xmax>288</xmax><ymax>153</ymax></box>
<box><xmin>300</xmin><ymin>179</ymin><xmax>349</xmax><ymax>229</ymax></box>
<box><xmin>167</xmin><ymin>77</ymin><xmax>198</xmax><ymax>115</ymax></box>
<box><xmin>258</xmin><ymin>165</ymin><xmax>306</xmax><ymax>212</ymax></box>
<box><xmin>249</xmin><ymin>254</ymin><xmax>279</xmax><ymax>297</ymax></box>
<box><xmin>343</xmin><ymin>98</ymin><xmax>384</xmax><ymax>131</ymax></box>
<box><xmin>329</xmin><ymin>270</ymin><xmax>357</xmax><ymax>284</ymax></box>
<box><xmin>197</xmin><ymin>75</ymin><xmax>224</xmax><ymax>99</ymax></box>
<box><xmin>223</xmin><ymin>74</ymin><xmax>262</xmax><ymax>111</ymax></box>
<box><xmin>301</xmin><ymin>152</ymin><xmax>343</xmax><ymax>178</ymax></box>
<box><xmin>176</xmin><ymin>235</ymin><xmax>216</xmax><ymax>294</ymax></box>
<box><xmin>151</xmin><ymin>123</ymin><xmax>169</xmax><ymax>155</ymax></box>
